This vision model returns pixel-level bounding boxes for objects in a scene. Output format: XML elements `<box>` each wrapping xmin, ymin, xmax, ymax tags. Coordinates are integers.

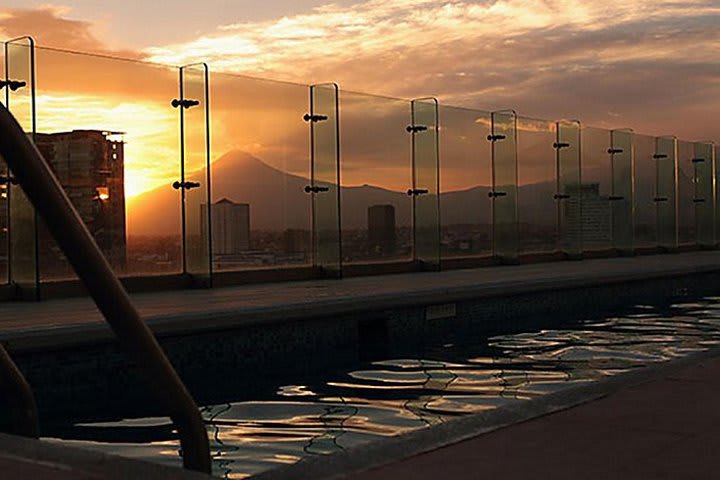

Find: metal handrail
<box><xmin>0</xmin><ymin>345</ymin><xmax>38</xmax><ymax>437</ymax></box>
<box><xmin>0</xmin><ymin>104</ymin><xmax>211</xmax><ymax>473</ymax></box>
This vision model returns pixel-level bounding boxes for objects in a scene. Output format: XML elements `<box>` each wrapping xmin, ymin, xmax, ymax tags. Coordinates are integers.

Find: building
<box><xmin>208</xmin><ymin>199</ymin><xmax>250</xmax><ymax>255</ymax></box>
<box><xmin>564</xmin><ymin>183</ymin><xmax>610</xmax><ymax>248</ymax></box>
<box><xmin>368</xmin><ymin>204</ymin><xmax>396</xmax><ymax>255</ymax></box>
<box><xmin>35</xmin><ymin>130</ymin><xmax>127</xmax><ymax>274</ymax></box>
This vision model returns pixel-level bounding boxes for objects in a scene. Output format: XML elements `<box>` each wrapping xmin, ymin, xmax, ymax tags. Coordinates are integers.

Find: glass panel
<box><xmin>439</xmin><ymin>106</ymin><xmax>491</xmax><ymax>259</ymax></box>
<box><xmin>209</xmin><ymin>73</ymin><xmax>310</xmax><ymax>272</ymax></box>
<box><xmin>489</xmin><ymin>111</ymin><xmax>518</xmax><ymax>260</ymax></box>
<box><xmin>180</xmin><ymin>63</ymin><xmax>211</xmax><ymax>282</ymax></box>
<box><xmin>655</xmin><ymin>136</ymin><xmax>678</xmax><ymax>249</ymax></box>
<box><xmin>610</xmin><ymin>129</ymin><xmax>633</xmax><ymax>251</ymax></box>
<box><xmin>633</xmin><ymin>134</ymin><xmax>656</xmax><ymax>248</ymax></box>
<box><xmin>580</xmin><ymin>127</ymin><xmax>612</xmax><ymax>251</ymax></box>
<box><xmin>677</xmin><ymin>141</ymin><xmax>695</xmax><ymax>244</ymax></box>
<box><xmin>555</xmin><ymin>121</ymin><xmax>582</xmax><ymax>256</ymax></box>
<box><xmin>717</xmin><ymin>144</ymin><xmax>720</xmax><ymax>243</ymax></box>
<box><xmin>410</xmin><ymin>98</ymin><xmax>439</xmax><ymax>269</ymax></box>
<box><xmin>309</xmin><ymin>83</ymin><xmax>341</xmax><ymax>275</ymax></box>
<box><xmin>34</xmin><ymin>47</ymin><xmax>181</xmax><ymax>279</ymax></box>
<box><xmin>694</xmin><ymin>142</ymin><xmax>715</xmax><ymax>246</ymax></box>
<box><xmin>0</xmin><ymin>45</ymin><xmax>6</xmax><ymax>285</ymax></box>
<box><xmin>339</xmin><ymin>91</ymin><xmax>411</xmax><ymax>265</ymax></box>
<box><xmin>6</xmin><ymin>37</ymin><xmax>38</xmax><ymax>296</ymax></box>
<box><xmin>517</xmin><ymin>116</ymin><xmax>556</xmax><ymax>254</ymax></box>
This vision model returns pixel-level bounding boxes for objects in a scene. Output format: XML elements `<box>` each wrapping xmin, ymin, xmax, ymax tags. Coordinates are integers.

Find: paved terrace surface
<box><xmin>1</xmin><ymin>251</ymin><xmax>720</xmax><ymax>351</ymax></box>
<box><xmin>345</xmin><ymin>353</ymin><xmax>720</xmax><ymax>480</ymax></box>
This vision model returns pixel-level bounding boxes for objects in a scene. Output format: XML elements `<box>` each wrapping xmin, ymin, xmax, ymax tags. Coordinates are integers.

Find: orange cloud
<box><xmin>0</xmin><ymin>6</ymin><xmax>138</xmax><ymax>58</ymax></box>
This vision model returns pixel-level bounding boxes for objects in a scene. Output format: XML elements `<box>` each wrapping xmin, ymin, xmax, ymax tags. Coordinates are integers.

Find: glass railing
<box><xmin>209</xmin><ymin>72</ymin><xmax>311</xmax><ymax>272</ymax></box>
<box><xmin>517</xmin><ymin>116</ymin><xmax>556</xmax><ymax>254</ymax></box>
<box><xmin>579</xmin><ymin>127</ymin><xmax>613</xmax><ymax>252</ymax></box>
<box><xmin>339</xmin><ymin>90</ymin><xmax>412</xmax><ymax>265</ymax></box>
<box><xmin>1</xmin><ymin>38</ymin><xmax>718</xmax><ymax>297</ymax></box>
<box><xmin>438</xmin><ymin>105</ymin><xmax>491</xmax><ymax>260</ymax></box>
<box><xmin>33</xmin><ymin>46</ymin><xmax>182</xmax><ymax>281</ymax></box>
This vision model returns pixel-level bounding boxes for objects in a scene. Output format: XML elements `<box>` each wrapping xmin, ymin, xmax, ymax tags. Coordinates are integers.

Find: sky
<box><xmin>1</xmin><ymin>0</ymin><xmax>719</xmax><ymax>200</ymax></box>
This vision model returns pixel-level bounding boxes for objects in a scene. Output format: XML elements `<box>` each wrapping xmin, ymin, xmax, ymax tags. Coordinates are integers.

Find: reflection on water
<box><xmin>44</xmin><ymin>298</ymin><xmax>720</xmax><ymax>478</ymax></box>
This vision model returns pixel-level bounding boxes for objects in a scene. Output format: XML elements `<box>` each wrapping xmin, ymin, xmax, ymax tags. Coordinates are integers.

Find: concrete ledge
<box><xmin>249</xmin><ymin>346</ymin><xmax>720</xmax><ymax>480</ymax></box>
<box><xmin>0</xmin><ymin>432</ymin><xmax>211</xmax><ymax>480</ymax></box>
<box><xmin>2</xmin><ymin>251</ymin><xmax>720</xmax><ymax>353</ymax></box>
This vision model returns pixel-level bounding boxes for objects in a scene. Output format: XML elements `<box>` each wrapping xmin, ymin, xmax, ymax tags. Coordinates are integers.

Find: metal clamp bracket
<box><xmin>172</xmin><ymin>181</ymin><xmax>201</xmax><ymax>190</ymax></box>
<box><xmin>487</xmin><ymin>134</ymin><xmax>507</xmax><ymax>142</ymax></box>
<box><xmin>406</xmin><ymin>125</ymin><xmax>428</xmax><ymax>133</ymax></box>
<box><xmin>653</xmin><ymin>154</ymin><xmax>668</xmax><ymax>159</ymax></box>
<box><xmin>553</xmin><ymin>193</ymin><xmax>571</xmax><ymax>200</ymax></box>
<box><xmin>171</xmin><ymin>99</ymin><xmax>200</xmax><ymax>109</ymax></box>
<box><xmin>608</xmin><ymin>195</ymin><xmax>625</xmax><ymax>201</ymax></box>
<box><xmin>488</xmin><ymin>191</ymin><xmax>507</xmax><ymax>198</ymax></box>
<box><xmin>407</xmin><ymin>188</ymin><xmax>429</xmax><ymax>196</ymax></box>
<box><xmin>304</xmin><ymin>185</ymin><xmax>330</xmax><ymax>193</ymax></box>
<box><xmin>607</xmin><ymin>148</ymin><xmax>624</xmax><ymax>154</ymax></box>
<box><xmin>303</xmin><ymin>114</ymin><xmax>328</xmax><ymax>123</ymax></box>
<box><xmin>553</xmin><ymin>142</ymin><xmax>570</xmax><ymax>149</ymax></box>
<box><xmin>0</xmin><ymin>80</ymin><xmax>27</xmax><ymax>91</ymax></box>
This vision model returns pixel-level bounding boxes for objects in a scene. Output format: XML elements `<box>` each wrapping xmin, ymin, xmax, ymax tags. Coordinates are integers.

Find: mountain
<box><xmin>127</xmin><ymin>150</ymin><xmax>683</xmax><ymax>237</ymax></box>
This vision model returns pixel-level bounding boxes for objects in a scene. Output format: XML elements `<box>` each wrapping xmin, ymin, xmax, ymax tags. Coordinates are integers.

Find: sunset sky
<box><xmin>1</xmin><ymin>0</ymin><xmax>719</xmax><ymax>199</ymax></box>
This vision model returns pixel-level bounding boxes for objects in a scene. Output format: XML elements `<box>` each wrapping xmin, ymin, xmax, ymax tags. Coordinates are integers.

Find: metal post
<box><xmin>0</xmin><ymin>103</ymin><xmax>211</xmax><ymax>473</ymax></box>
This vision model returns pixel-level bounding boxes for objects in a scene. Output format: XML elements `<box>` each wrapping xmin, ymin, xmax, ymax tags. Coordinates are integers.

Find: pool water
<box><xmin>44</xmin><ymin>298</ymin><xmax>720</xmax><ymax>478</ymax></box>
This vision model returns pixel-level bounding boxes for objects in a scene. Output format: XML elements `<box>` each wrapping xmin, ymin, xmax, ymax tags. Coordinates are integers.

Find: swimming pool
<box><xmin>43</xmin><ymin>297</ymin><xmax>720</xmax><ymax>479</ymax></box>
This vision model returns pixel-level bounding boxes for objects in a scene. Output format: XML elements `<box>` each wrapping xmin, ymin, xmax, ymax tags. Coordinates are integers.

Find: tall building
<box><xmin>35</xmin><ymin>130</ymin><xmax>126</xmax><ymax>273</ymax></box>
<box><xmin>564</xmin><ymin>183</ymin><xmax>610</xmax><ymax>248</ymax></box>
<box><xmin>208</xmin><ymin>199</ymin><xmax>250</xmax><ymax>255</ymax></box>
<box><xmin>368</xmin><ymin>204</ymin><xmax>396</xmax><ymax>255</ymax></box>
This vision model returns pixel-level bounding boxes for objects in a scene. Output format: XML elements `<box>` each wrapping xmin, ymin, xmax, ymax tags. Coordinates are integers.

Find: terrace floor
<box><xmin>1</xmin><ymin>250</ymin><xmax>720</xmax><ymax>351</ymax></box>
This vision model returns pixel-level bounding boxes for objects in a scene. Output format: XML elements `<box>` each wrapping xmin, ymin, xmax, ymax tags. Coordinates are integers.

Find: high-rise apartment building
<box><xmin>368</xmin><ymin>204</ymin><xmax>396</xmax><ymax>255</ymax></box>
<box><xmin>208</xmin><ymin>199</ymin><xmax>250</xmax><ymax>255</ymax></box>
<box><xmin>36</xmin><ymin>130</ymin><xmax>126</xmax><ymax>274</ymax></box>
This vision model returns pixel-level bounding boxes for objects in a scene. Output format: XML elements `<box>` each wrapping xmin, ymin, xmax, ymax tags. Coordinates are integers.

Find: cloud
<box><xmin>145</xmin><ymin>0</ymin><xmax>720</xmax><ymax>141</ymax></box>
<box><xmin>0</xmin><ymin>5</ymin><xmax>138</xmax><ymax>58</ymax></box>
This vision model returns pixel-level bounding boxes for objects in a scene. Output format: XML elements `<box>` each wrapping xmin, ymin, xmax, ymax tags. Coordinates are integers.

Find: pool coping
<box><xmin>248</xmin><ymin>344</ymin><xmax>720</xmax><ymax>480</ymax></box>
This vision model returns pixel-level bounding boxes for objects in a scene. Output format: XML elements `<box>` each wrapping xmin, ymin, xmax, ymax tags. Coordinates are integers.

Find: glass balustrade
<box><xmin>410</xmin><ymin>97</ymin><xmax>440</xmax><ymax>269</ymax></box>
<box><xmin>677</xmin><ymin>140</ymin><xmax>695</xmax><ymax>245</ymax></box>
<box><xmin>580</xmin><ymin>127</ymin><xmax>613</xmax><ymax>252</ymax></box>
<box><xmin>633</xmin><ymin>134</ymin><xmax>656</xmax><ymax>248</ymax></box>
<box><xmin>6</xmin><ymin>37</ymin><xmax>39</xmax><ymax>296</ymax></box>
<box><xmin>555</xmin><ymin>121</ymin><xmax>582</xmax><ymax>256</ymax></box>
<box><xmin>490</xmin><ymin>110</ymin><xmax>518</xmax><ymax>261</ymax></box>
<box><xmin>694</xmin><ymin>142</ymin><xmax>715</xmax><ymax>247</ymax></box>
<box><xmin>655</xmin><ymin>136</ymin><xmax>678</xmax><ymax>249</ymax></box>
<box><xmin>34</xmin><ymin>46</ymin><xmax>182</xmax><ymax>281</ymax></box>
<box><xmin>439</xmin><ymin>105</ymin><xmax>492</xmax><ymax>260</ymax></box>
<box><xmin>517</xmin><ymin>116</ymin><xmax>556</xmax><ymax>254</ymax></box>
<box><xmin>339</xmin><ymin>90</ymin><xmax>412</xmax><ymax>265</ymax></box>
<box><xmin>209</xmin><ymin>72</ymin><xmax>311</xmax><ymax>272</ymax></box>
<box><xmin>0</xmin><ymin>39</ymin><xmax>715</xmax><ymax>297</ymax></box>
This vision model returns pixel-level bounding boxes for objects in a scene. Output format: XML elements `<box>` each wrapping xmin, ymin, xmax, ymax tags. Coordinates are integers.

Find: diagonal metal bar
<box><xmin>0</xmin><ymin>103</ymin><xmax>211</xmax><ymax>473</ymax></box>
<box><xmin>0</xmin><ymin>344</ymin><xmax>38</xmax><ymax>438</ymax></box>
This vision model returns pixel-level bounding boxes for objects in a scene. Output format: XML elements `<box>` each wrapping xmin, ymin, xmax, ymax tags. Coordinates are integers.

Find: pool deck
<box><xmin>344</xmin><ymin>351</ymin><xmax>720</xmax><ymax>480</ymax></box>
<box><xmin>2</xmin><ymin>251</ymin><xmax>720</xmax><ymax>478</ymax></box>
<box><xmin>2</xmin><ymin>250</ymin><xmax>720</xmax><ymax>352</ymax></box>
